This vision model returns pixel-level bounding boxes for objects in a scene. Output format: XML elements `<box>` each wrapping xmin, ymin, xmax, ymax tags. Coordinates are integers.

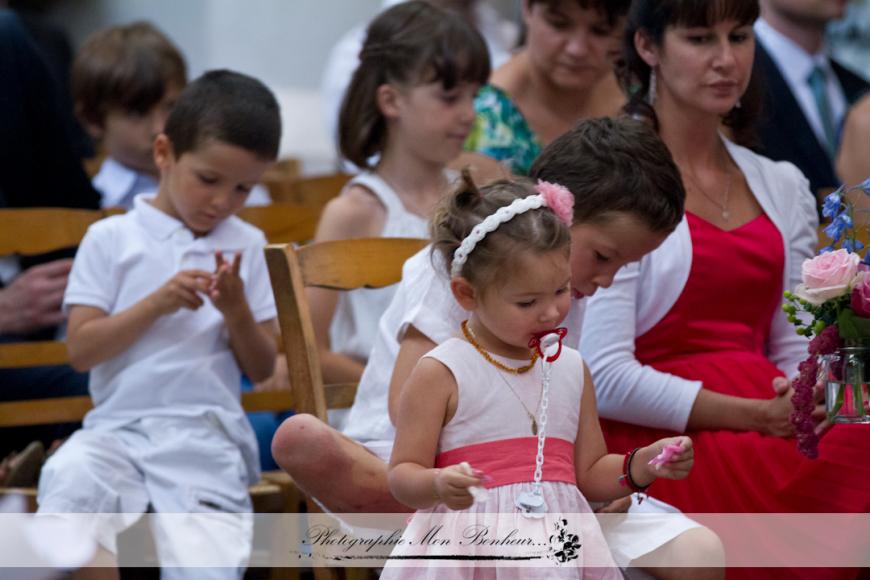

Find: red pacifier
<box><xmin>528</xmin><ymin>328</ymin><xmax>568</xmax><ymax>363</ymax></box>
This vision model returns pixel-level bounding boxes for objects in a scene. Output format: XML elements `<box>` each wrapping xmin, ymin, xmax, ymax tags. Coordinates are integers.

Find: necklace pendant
<box><xmin>722</xmin><ymin>209</ymin><xmax>730</xmax><ymax>221</ymax></box>
<box><xmin>516</xmin><ymin>490</ymin><xmax>547</xmax><ymax>518</ymax></box>
<box><xmin>531</xmin><ymin>418</ymin><xmax>538</xmax><ymax>436</ymax></box>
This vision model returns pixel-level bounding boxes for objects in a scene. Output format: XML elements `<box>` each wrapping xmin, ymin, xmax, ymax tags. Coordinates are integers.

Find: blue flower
<box><xmin>821</xmin><ymin>245</ymin><xmax>835</xmax><ymax>253</ymax></box>
<box><xmin>860</xmin><ymin>178</ymin><xmax>870</xmax><ymax>194</ymax></box>
<box><xmin>843</xmin><ymin>238</ymin><xmax>865</xmax><ymax>253</ymax></box>
<box><xmin>822</xmin><ymin>192</ymin><xmax>843</xmax><ymax>218</ymax></box>
<box><xmin>824</xmin><ymin>217</ymin><xmax>848</xmax><ymax>242</ymax></box>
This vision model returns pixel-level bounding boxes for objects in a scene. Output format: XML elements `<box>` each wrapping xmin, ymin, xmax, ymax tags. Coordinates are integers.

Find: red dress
<box><xmin>601</xmin><ymin>212</ymin><xmax>870</xmax><ymax>514</ymax></box>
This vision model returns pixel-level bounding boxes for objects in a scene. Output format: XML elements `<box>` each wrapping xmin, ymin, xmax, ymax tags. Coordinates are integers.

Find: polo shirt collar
<box><xmin>132</xmin><ymin>194</ymin><xmax>238</xmax><ymax>247</ymax></box>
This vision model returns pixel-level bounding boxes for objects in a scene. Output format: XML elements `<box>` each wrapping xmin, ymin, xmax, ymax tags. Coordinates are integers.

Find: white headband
<box><xmin>450</xmin><ymin>181</ymin><xmax>574</xmax><ymax>278</ymax></box>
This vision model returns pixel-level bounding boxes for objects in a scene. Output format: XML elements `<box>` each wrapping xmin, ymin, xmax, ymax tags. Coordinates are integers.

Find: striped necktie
<box><xmin>807</xmin><ymin>64</ymin><xmax>838</xmax><ymax>158</ymax></box>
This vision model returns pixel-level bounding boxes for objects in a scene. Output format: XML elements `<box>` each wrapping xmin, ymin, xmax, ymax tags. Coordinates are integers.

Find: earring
<box><xmin>647</xmin><ymin>70</ymin><xmax>657</xmax><ymax>106</ymax></box>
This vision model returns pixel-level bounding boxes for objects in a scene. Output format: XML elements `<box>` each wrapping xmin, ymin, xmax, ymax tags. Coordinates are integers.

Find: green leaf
<box><xmin>836</xmin><ymin>309</ymin><xmax>870</xmax><ymax>340</ymax></box>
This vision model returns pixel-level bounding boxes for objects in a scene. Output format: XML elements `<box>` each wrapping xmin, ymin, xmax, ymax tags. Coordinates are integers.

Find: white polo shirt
<box><xmin>63</xmin><ymin>194</ymin><xmax>277</xmax><ymax>483</ymax></box>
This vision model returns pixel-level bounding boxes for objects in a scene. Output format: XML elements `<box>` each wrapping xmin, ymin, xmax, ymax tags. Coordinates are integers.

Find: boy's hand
<box><xmin>636</xmin><ymin>436</ymin><xmax>693</xmax><ymax>483</ymax></box>
<box><xmin>149</xmin><ymin>269</ymin><xmax>212</xmax><ymax>316</ymax></box>
<box><xmin>208</xmin><ymin>251</ymin><xmax>246</xmax><ymax>317</ymax></box>
<box><xmin>433</xmin><ymin>465</ymin><xmax>482</xmax><ymax>510</ymax></box>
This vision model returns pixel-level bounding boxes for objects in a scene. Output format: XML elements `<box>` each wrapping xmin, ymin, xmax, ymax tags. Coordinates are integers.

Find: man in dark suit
<box><xmin>754</xmin><ymin>0</ymin><xmax>868</xmax><ymax>204</ymax></box>
<box><xmin>0</xmin><ymin>9</ymin><xmax>99</xmax><ymax>460</ymax></box>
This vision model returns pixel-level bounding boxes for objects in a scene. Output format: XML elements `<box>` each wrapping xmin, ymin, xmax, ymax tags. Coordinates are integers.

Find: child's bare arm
<box><xmin>67</xmin><ymin>269</ymin><xmax>212</xmax><ymax>371</ymax></box>
<box><xmin>209</xmin><ymin>251</ymin><xmax>276</xmax><ymax>382</ymax></box>
<box><xmin>574</xmin><ymin>363</ymin><xmax>693</xmax><ymax>501</ymax></box>
<box><xmin>388</xmin><ymin>358</ymin><xmax>480</xmax><ymax>510</ymax></box>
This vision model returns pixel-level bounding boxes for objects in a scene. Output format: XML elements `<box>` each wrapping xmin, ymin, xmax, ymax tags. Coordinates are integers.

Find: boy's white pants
<box><xmin>36</xmin><ymin>416</ymin><xmax>252</xmax><ymax>579</ymax></box>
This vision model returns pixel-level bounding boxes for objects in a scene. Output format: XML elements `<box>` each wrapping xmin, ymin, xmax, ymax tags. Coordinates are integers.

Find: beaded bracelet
<box><xmin>618</xmin><ymin>447</ymin><xmax>652</xmax><ymax>495</ymax></box>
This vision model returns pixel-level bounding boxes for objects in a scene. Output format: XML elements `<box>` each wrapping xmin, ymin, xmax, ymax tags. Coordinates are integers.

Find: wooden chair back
<box><xmin>268</xmin><ymin>172</ymin><xmax>350</xmax><ymax>209</ymax></box>
<box><xmin>264</xmin><ymin>238</ymin><xmax>428</xmax><ymax>421</ymax></box>
<box><xmin>237</xmin><ymin>203</ymin><xmax>320</xmax><ymax>245</ymax></box>
<box><xmin>0</xmin><ymin>208</ymin><xmax>111</xmax><ymax>369</ymax></box>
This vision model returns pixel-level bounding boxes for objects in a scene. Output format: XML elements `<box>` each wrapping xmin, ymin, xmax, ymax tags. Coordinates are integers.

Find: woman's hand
<box><xmin>636</xmin><ymin>436</ymin><xmax>693</xmax><ymax>483</ymax></box>
<box><xmin>433</xmin><ymin>466</ymin><xmax>482</xmax><ymax>510</ymax></box>
<box><xmin>757</xmin><ymin>377</ymin><xmax>796</xmax><ymax>437</ymax></box>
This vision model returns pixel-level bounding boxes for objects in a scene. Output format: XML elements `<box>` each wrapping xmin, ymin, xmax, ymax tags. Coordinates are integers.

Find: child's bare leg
<box><xmin>271</xmin><ymin>413</ymin><xmax>412</xmax><ymax>513</ymax></box>
<box><xmin>630</xmin><ymin>527</ymin><xmax>725</xmax><ymax>580</ymax></box>
<box><xmin>73</xmin><ymin>546</ymin><xmax>119</xmax><ymax>580</ymax></box>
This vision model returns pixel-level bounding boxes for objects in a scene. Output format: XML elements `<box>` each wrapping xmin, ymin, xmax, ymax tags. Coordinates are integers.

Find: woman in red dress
<box><xmin>581</xmin><ymin>0</ymin><xmax>870</xmax><ymax>576</ymax></box>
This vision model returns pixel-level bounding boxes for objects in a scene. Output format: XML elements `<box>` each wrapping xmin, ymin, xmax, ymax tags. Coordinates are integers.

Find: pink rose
<box><xmin>802</xmin><ymin>249</ymin><xmax>860</xmax><ymax>288</ymax></box>
<box><xmin>852</xmin><ymin>275</ymin><xmax>870</xmax><ymax>317</ymax></box>
<box><xmin>795</xmin><ymin>249</ymin><xmax>861</xmax><ymax>305</ymax></box>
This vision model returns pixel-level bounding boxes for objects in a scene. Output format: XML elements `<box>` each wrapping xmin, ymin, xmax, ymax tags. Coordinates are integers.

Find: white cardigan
<box><xmin>580</xmin><ymin>138</ymin><xmax>818</xmax><ymax>433</ymax></box>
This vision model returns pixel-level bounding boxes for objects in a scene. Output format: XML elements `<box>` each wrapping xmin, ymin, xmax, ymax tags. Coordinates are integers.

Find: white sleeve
<box><xmin>766</xmin><ymin>164</ymin><xmax>816</xmax><ymax>379</ymax></box>
<box><xmin>580</xmin><ymin>260</ymin><xmax>702</xmax><ymax>432</ymax></box>
<box><xmin>394</xmin><ymin>253</ymin><xmax>468</xmax><ymax>344</ymax></box>
<box><xmin>244</xmin><ymin>232</ymin><xmax>277</xmax><ymax>323</ymax></box>
<box><xmin>63</xmin><ymin>222</ymin><xmax>118</xmax><ymax>314</ymax></box>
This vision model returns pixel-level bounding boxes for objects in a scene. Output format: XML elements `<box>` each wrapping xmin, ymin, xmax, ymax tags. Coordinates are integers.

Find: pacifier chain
<box><xmin>515</xmin><ymin>329</ymin><xmax>566</xmax><ymax>518</ymax></box>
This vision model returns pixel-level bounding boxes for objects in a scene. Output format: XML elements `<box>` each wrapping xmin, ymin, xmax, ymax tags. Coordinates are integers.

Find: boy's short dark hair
<box><xmin>529</xmin><ymin>117</ymin><xmax>685</xmax><ymax>233</ymax></box>
<box><xmin>72</xmin><ymin>21</ymin><xmax>186</xmax><ymax>128</ymax></box>
<box><xmin>164</xmin><ymin>70</ymin><xmax>282</xmax><ymax>161</ymax></box>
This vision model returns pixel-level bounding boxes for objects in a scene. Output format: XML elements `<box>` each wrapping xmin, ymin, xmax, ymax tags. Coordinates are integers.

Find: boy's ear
<box><xmin>153</xmin><ymin>133</ymin><xmax>174</xmax><ymax>171</ymax></box>
<box><xmin>450</xmin><ymin>277</ymin><xmax>479</xmax><ymax>311</ymax></box>
<box><xmin>634</xmin><ymin>29</ymin><xmax>660</xmax><ymax>68</ymax></box>
<box><xmin>376</xmin><ymin>83</ymin><xmax>402</xmax><ymax>120</ymax></box>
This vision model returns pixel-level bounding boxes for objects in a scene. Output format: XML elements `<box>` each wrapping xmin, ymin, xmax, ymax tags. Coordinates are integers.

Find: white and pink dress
<box><xmin>381</xmin><ymin>338</ymin><xmax>621</xmax><ymax>578</ymax></box>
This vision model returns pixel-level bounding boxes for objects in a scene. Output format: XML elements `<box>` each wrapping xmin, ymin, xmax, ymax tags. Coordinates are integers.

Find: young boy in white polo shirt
<box><xmin>37</xmin><ymin>70</ymin><xmax>281</xmax><ymax>578</ymax></box>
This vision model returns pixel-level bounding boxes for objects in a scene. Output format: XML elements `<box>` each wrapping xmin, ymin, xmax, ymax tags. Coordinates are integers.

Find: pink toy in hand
<box><xmin>648</xmin><ymin>443</ymin><xmax>683</xmax><ymax>469</ymax></box>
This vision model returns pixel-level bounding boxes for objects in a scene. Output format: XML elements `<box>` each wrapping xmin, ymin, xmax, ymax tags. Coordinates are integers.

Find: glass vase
<box><xmin>821</xmin><ymin>346</ymin><xmax>870</xmax><ymax>425</ymax></box>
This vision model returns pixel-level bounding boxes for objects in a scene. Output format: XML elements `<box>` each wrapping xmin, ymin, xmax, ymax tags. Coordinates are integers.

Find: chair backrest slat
<box><xmin>0</xmin><ymin>208</ymin><xmax>107</xmax><ymax>255</ymax></box>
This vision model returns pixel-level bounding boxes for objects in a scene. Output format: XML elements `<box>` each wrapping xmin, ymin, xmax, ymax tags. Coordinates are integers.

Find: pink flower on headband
<box><xmin>536</xmin><ymin>180</ymin><xmax>574</xmax><ymax>226</ymax></box>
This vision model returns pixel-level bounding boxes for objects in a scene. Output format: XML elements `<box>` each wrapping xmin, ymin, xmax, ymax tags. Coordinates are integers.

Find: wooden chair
<box><xmin>237</xmin><ymin>203</ymin><xmax>320</xmax><ymax>245</ymax></box>
<box><xmin>268</xmin><ymin>173</ymin><xmax>350</xmax><ymax>210</ymax></box>
<box><xmin>264</xmin><ymin>238</ymin><xmax>426</xmax><ymax>580</ymax></box>
<box><xmin>0</xmin><ymin>208</ymin><xmax>110</xmax><ymax>369</ymax></box>
<box><xmin>265</xmin><ymin>237</ymin><xmax>428</xmax><ymax>421</ymax></box>
<box><xmin>261</xmin><ymin>158</ymin><xmax>302</xmax><ymax>203</ymax></box>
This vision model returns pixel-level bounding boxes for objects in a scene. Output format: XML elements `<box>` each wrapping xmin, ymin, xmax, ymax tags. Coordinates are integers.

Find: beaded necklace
<box><xmin>460</xmin><ymin>320</ymin><xmax>538</xmax><ymax>374</ymax></box>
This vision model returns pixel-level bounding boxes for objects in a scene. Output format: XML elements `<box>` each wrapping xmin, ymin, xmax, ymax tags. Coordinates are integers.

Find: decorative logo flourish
<box><xmin>547</xmin><ymin>518</ymin><xmax>580</xmax><ymax>565</ymax></box>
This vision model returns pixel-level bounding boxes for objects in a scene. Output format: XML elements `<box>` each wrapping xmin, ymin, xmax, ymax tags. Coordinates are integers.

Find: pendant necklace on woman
<box><xmin>683</xmin><ymin>157</ymin><xmax>733</xmax><ymax>222</ymax></box>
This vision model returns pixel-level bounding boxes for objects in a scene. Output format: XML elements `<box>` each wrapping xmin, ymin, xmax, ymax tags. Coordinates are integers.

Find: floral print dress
<box><xmin>464</xmin><ymin>84</ymin><xmax>542</xmax><ymax>176</ymax></box>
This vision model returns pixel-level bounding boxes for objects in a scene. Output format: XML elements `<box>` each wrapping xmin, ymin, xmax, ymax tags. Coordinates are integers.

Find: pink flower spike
<box><xmin>537</xmin><ymin>180</ymin><xmax>574</xmax><ymax>226</ymax></box>
<box><xmin>648</xmin><ymin>443</ymin><xmax>683</xmax><ymax>468</ymax></box>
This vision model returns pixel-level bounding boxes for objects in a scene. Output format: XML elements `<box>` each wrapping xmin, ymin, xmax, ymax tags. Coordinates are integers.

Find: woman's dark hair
<box><xmin>338</xmin><ymin>0</ymin><xmax>490</xmax><ymax>169</ymax></box>
<box><xmin>527</xmin><ymin>0</ymin><xmax>631</xmax><ymax>29</ymax></box>
<box><xmin>529</xmin><ymin>117</ymin><xmax>685</xmax><ymax>233</ymax></box>
<box><xmin>619</xmin><ymin>0</ymin><xmax>762</xmax><ymax>146</ymax></box>
<box><xmin>431</xmin><ymin>171</ymin><xmax>570</xmax><ymax>288</ymax></box>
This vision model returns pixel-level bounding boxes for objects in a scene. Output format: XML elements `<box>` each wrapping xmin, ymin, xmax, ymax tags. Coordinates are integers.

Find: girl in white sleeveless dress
<box><xmin>382</xmin><ymin>176</ymin><xmax>696</xmax><ymax>577</ymax></box>
<box><xmin>303</xmin><ymin>1</ymin><xmax>491</xmax><ymax>398</ymax></box>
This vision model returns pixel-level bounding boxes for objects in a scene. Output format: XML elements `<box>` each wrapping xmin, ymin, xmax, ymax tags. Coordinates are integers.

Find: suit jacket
<box><xmin>0</xmin><ymin>9</ymin><xmax>99</xmax><ymax>212</ymax></box>
<box><xmin>754</xmin><ymin>40</ymin><xmax>869</xmax><ymax>201</ymax></box>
